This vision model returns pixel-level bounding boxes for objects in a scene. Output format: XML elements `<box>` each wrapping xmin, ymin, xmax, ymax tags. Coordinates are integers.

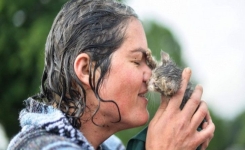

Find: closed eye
<box><xmin>133</xmin><ymin>61</ymin><xmax>140</xmax><ymax>65</ymax></box>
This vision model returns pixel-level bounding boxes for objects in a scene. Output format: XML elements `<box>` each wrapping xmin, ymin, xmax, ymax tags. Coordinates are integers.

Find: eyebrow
<box><xmin>130</xmin><ymin>48</ymin><xmax>147</xmax><ymax>57</ymax></box>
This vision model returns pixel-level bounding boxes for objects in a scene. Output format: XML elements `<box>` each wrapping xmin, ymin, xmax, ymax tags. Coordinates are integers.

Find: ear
<box><xmin>160</xmin><ymin>50</ymin><xmax>170</xmax><ymax>63</ymax></box>
<box><xmin>74</xmin><ymin>53</ymin><xmax>90</xmax><ymax>87</ymax></box>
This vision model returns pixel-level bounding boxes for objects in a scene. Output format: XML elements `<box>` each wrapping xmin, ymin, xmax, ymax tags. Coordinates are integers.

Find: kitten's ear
<box><xmin>161</xmin><ymin>50</ymin><xmax>170</xmax><ymax>63</ymax></box>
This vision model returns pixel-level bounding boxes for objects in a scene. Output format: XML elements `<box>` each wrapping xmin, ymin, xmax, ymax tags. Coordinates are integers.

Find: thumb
<box><xmin>160</xmin><ymin>95</ymin><xmax>170</xmax><ymax>110</ymax></box>
<box><xmin>152</xmin><ymin>95</ymin><xmax>170</xmax><ymax>121</ymax></box>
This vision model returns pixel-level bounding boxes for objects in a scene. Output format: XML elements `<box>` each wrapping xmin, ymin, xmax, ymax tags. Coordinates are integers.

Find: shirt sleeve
<box><xmin>126</xmin><ymin>127</ymin><xmax>148</xmax><ymax>150</ymax></box>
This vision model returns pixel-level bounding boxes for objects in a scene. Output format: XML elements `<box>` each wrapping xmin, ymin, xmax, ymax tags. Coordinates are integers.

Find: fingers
<box><xmin>191</xmin><ymin>100</ymin><xmax>215</xmax><ymax>132</ymax></box>
<box><xmin>203</xmin><ymin>108</ymin><xmax>215</xmax><ymax>139</ymax></box>
<box><xmin>190</xmin><ymin>101</ymin><xmax>207</xmax><ymax>130</ymax></box>
<box><xmin>196</xmin><ymin>104</ymin><xmax>215</xmax><ymax>150</ymax></box>
<box><xmin>182</xmin><ymin>84</ymin><xmax>203</xmax><ymax>121</ymax></box>
<box><xmin>153</xmin><ymin>95</ymin><xmax>170</xmax><ymax>122</ymax></box>
<box><xmin>200</xmin><ymin>121</ymin><xmax>210</xmax><ymax>150</ymax></box>
<box><xmin>201</xmin><ymin>138</ymin><xmax>211</xmax><ymax>150</ymax></box>
<box><xmin>200</xmin><ymin>129</ymin><xmax>214</xmax><ymax>150</ymax></box>
<box><xmin>159</xmin><ymin>95</ymin><xmax>170</xmax><ymax>110</ymax></box>
<box><xmin>167</xmin><ymin>67</ymin><xmax>192</xmax><ymax>110</ymax></box>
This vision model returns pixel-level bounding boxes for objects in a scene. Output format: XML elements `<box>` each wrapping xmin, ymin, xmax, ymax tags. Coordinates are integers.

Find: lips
<box><xmin>138</xmin><ymin>93</ymin><xmax>146</xmax><ymax>97</ymax></box>
<box><xmin>138</xmin><ymin>90</ymin><xmax>148</xmax><ymax>97</ymax></box>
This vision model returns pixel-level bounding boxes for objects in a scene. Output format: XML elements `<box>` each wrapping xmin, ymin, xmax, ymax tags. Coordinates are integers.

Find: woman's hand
<box><xmin>146</xmin><ymin>68</ymin><xmax>215</xmax><ymax>150</ymax></box>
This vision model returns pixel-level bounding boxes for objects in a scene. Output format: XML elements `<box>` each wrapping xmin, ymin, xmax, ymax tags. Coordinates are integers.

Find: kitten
<box><xmin>148</xmin><ymin>51</ymin><xmax>193</xmax><ymax>109</ymax></box>
<box><xmin>147</xmin><ymin>51</ymin><xmax>203</xmax><ymax>150</ymax></box>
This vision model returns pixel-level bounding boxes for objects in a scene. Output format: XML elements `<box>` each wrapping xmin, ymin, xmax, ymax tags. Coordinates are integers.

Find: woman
<box><xmin>7</xmin><ymin>0</ymin><xmax>215</xmax><ymax>149</ymax></box>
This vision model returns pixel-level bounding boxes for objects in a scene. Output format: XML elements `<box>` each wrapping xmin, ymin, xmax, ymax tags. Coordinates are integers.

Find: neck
<box><xmin>79</xmin><ymin>91</ymin><xmax>125</xmax><ymax>148</ymax></box>
<box><xmin>80</xmin><ymin>116</ymin><xmax>117</xmax><ymax>149</ymax></box>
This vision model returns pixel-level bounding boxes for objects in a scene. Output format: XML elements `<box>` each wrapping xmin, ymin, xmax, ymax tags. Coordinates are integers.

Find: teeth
<box><xmin>139</xmin><ymin>94</ymin><xmax>145</xmax><ymax>97</ymax></box>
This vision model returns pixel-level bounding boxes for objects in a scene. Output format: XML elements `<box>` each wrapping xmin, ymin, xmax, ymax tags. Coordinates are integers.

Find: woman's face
<box><xmin>98</xmin><ymin>18</ymin><xmax>152</xmax><ymax>129</ymax></box>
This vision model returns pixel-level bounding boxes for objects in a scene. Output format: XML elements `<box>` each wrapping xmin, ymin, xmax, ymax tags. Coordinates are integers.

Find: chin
<box><xmin>133</xmin><ymin>111</ymin><xmax>149</xmax><ymax>127</ymax></box>
<box><xmin>120</xmin><ymin>110</ymin><xmax>149</xmax><ymax>129</ymax></box>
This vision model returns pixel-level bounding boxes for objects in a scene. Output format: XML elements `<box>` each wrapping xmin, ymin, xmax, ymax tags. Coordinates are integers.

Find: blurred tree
<box><xmin>143</xmin><ymin>20</ymin><xmax>182</xmax><ymax>65</ymax></box>
<box><xmin>227</xmin><ymin>111</ymin><xmax>245</xmax><ymax>149</ymax></box>
<box><xmin>207</xmin><ymin>110</ymin><xmax>231</xmax><ymax>150</ymax></box>
<box><xmin>0</xmin><ymin>0</ymin><xmax>67</xmax><ymax>138</ymax></box>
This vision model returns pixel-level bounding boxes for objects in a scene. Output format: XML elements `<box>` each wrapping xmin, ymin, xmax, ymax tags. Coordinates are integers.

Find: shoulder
<box><xmin>7</xmin><ymin>128</ymin><xmax>82</xmax><ymax>150</ymax></box>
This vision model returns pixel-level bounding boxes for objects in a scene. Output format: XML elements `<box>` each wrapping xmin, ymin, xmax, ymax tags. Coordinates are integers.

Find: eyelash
<box><xmin>133</xmin><ymin>61</ymin><xmax>141</xmax><ymax>65</ymax></box>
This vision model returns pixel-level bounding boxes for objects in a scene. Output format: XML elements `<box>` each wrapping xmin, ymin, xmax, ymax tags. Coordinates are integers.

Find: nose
<box><xmin>143</xmin><ymin>65</ymin><xmax>152</xmax><ymax>83</ymax></box>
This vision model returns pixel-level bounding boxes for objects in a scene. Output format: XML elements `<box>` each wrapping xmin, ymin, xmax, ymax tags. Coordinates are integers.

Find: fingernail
<box><xmin>196</xmin><ymin>84</ymin><xmax>203</xmax><ymax>90</ymax></box>
<box><xmin>185</xmin><ymin>67</ymin><xmax>191</xmax><ymax>73</ymax></box>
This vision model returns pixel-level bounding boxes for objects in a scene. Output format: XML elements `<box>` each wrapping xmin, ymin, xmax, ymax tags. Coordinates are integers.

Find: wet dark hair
<box><xmin>34</xmin><ymin>0</ymin><xmax>138</xmax><ymax>128</ymax></box>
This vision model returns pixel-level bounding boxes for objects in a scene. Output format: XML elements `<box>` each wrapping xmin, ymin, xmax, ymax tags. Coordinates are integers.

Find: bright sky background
<box><xmin>126</xmin><ymin>0</ymin><xmax>245</xmax><ymax>120</ymax></box>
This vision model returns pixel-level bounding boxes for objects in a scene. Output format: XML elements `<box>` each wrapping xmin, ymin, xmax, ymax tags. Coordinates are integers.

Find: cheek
<box><xmin>116</xmin><ymin>69</ymin><xmax>141</xmax><ymax>92</ymax></box>
<box><xmin>100</xmin><ymin>68</ymin><xmax>141</xmax><ymax>101</ymax></box>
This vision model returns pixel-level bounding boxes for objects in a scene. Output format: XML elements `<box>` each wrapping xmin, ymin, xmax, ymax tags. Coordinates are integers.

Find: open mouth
<box><xmin>138</xmin><ymin>93</ymin><xmax>146</xmax><ymax>97</ymax></box>
<box><xmin>138</xmin><ymin>90</ymin><xmax>148</xmax><ymax>98</ymax></box>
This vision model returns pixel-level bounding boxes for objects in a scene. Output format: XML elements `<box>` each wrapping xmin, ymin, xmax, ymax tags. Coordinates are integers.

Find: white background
<box><xmin>126</xmin><ymin>0</ymin><xmax>245</xmax><ymax>120</ymax></box>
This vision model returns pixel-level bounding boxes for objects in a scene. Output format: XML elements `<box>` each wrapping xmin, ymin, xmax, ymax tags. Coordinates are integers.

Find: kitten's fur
<box><xmin>148</xmin><ymin>51</ymin><xmax>203</xmax><ymax>150</ymax></box>
<box><xmin>148</xmin><ymin>51</ymin><xmax>193</xmax><ymax>109</ymax></box>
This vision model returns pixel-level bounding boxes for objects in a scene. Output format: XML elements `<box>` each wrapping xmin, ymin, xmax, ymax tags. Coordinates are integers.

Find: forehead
<box><xmin>117</xmin><ymin>18</ymin><xmax>148</xmax><ymax>54</ymax></box>
<box><xmin>111</xmin><ymin>19</ymin><xmax>157</xmax><ymax>69</ymax></box>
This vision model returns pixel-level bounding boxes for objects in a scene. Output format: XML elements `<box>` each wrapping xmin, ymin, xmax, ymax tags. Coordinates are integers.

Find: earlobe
<box><xmin>74</xmin><ymin>53</ymin><xmax>90</xmax><ymax>87</ymax></box>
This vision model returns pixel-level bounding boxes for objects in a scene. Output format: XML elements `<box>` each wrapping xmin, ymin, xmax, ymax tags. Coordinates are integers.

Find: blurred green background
<box><xmin>0</xmin><ymin>0</ymin><xmax>244</xmax><ymax>149</ymax></box>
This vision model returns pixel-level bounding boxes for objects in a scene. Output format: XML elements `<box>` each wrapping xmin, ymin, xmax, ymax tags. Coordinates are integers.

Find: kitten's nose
<box><xmin>147</xmin><ymin>78</ymin><xmax>155</xmax><ymax>91</ymax></box>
